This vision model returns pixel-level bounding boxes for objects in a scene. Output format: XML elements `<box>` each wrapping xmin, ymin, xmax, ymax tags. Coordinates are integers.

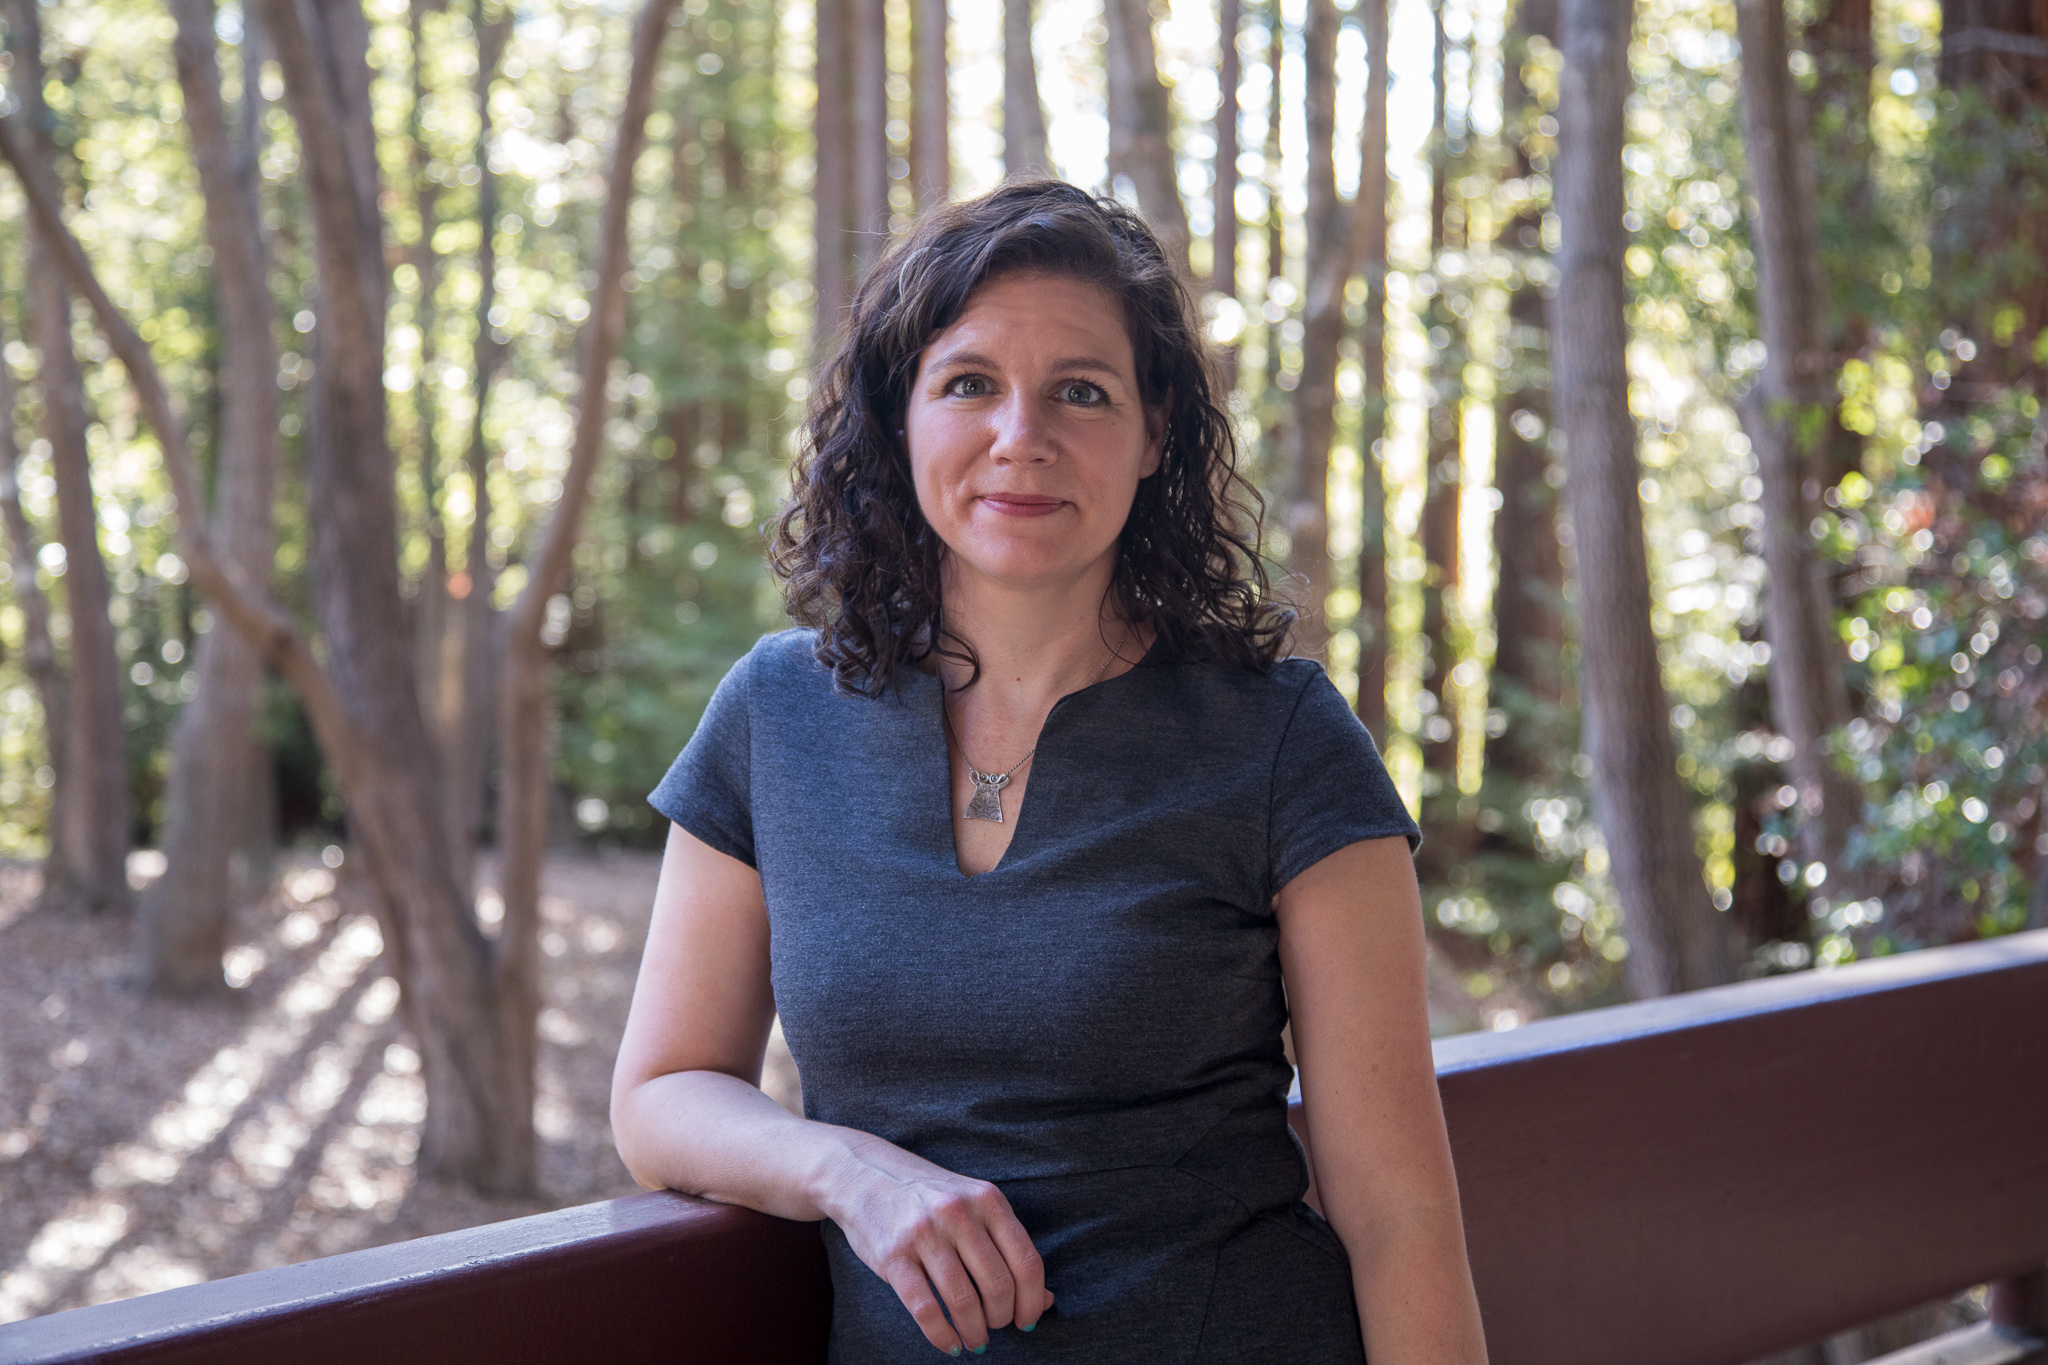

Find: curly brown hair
<box><xmin>771</xmin><ymin>179</ymin><xmax>1292</xmax><ymax>696</ymax></box>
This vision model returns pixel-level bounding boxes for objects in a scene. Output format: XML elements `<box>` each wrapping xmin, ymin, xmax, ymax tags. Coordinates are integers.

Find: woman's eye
<box><xmin>1061</xmin><ymin>382</ymin><xmax>1105</xmax><ymax>405</ymax></box>
<box><xmin>947</xmin><ymin>375</ymin><xmax>991</xmax><ymax>397</ymax></box>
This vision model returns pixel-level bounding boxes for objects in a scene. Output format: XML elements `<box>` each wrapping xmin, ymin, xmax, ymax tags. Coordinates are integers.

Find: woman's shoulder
<box><xmin>740</xmin><ymin>626</ymin><xmax>825</xmax><ymax>671</ymax></box>
<box><xmin>1113</xmin><ymin>652</ymin><xmax>1354</xmax><ymax>760</ymax></box>
<box><xmin>1154</xmin><ymin>651</ymin><xmax>1332</xmax><ymax>713</ymax></box>
<box><xmin>726</xmin><ymin>628</ymin><xmax>832</xmax><ymax>701</ymax></box>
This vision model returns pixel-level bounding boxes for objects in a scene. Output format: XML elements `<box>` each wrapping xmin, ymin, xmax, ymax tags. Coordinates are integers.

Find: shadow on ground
<box><xmin>0</xmin><ymin>849</ymin><xmax>804</xmax><ymax>1322</ymax></box>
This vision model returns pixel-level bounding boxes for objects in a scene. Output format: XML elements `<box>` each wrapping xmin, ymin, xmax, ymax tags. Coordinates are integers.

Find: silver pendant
<box><xmin>964</xmin><ymin>771</ymin><xmax>1010</xmax><ymax>822</ymax></box>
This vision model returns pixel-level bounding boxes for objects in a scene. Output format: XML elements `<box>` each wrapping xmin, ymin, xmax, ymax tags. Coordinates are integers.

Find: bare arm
<box><xmin>611</xmin><ymin>823</ymin><xmax>1053</xmax><ymax>1355</ymax></box>
<box><xmin>1275</xmin><ymin>837</ymin><xmax>1489</xmax><ymax>1365</ymax></box>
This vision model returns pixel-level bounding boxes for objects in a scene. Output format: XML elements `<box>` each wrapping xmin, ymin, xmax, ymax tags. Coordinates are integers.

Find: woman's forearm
<box><xmin>612</xmin><ymin>1069</ymin><xmax>869</xmax><ymax>1223</ymax></box>
<box><xmin>1337</xmin><ymin>1200</ymin><xmax>1489</xmax><ymax>1364</ymax></box>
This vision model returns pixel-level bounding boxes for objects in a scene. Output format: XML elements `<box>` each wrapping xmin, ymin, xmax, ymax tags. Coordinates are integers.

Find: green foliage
<box><xmin>1840</xmin><ymin>393</ymin><xmax>2048</xmax><ymax>953</ymax></box>
<box><xmin>0</xmin><ymin>0</ymin><xmax>2040</xmax><ymax>1018</ymax></box>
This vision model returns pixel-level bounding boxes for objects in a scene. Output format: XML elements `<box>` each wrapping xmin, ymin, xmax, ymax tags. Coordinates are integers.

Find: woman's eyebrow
<box><xmin>924</xmin><ymin>348</ymin><xmax>1125</xmax><ymax>378</ymax></box>
<box><xmin>926</xmin><ymin>347</ymin><xmax>998</xmax><ymax>371</ymax></box>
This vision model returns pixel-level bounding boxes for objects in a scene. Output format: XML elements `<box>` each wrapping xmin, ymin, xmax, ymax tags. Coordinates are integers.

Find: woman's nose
<box><xmin>988</xmin><ymin>394</ymin><xmax>1056</xmax><ymax>465</ymax></box>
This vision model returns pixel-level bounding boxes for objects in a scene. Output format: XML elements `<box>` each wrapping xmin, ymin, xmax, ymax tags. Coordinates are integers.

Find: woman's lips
<box><xmin>978</xmin><ymin>494</ymin><xmax>1065</xmax><ymax>518</ymax></box>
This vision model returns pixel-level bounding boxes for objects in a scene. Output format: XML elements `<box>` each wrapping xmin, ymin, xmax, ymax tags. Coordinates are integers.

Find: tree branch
<box><xmin>504</xmin><ymin>0</ymin><xmax>678</xmax><ymax>648</ymax></box>
<box><xmin>0</xmin><ymin>110</ymin><xmax>358</xmax><ymax>748</ymax></box>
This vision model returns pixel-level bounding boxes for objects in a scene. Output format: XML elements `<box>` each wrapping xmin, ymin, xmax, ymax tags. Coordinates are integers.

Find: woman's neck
<box><xmin>934</xmin><ymin>559</ymin><xmax>1135</xmax><ymax>710</ymax></box>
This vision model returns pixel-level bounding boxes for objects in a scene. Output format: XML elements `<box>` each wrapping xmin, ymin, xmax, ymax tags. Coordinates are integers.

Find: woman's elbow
<box><xmin>609</xmin><ymin>1077</ymin><xmax>668</xmax><ymax>1191</ymax></box>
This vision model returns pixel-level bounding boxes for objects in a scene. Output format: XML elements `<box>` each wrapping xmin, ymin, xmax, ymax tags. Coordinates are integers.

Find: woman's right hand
<box><xmin>819</xmin><ymin>1131</ymin><xmax>1054</xmax><ymax>1356</ymax></box>
<box><xmin>613</xmin><ymin>829</ymin><xmax>1048</xmax><ymax>1354</ymax></box>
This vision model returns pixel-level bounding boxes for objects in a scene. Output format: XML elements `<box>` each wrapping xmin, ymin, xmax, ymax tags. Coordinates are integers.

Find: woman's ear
<box><xmin>1141</xmin><ymin>389</ymin><xmax>1171</xmax><ymax>478</ymax></box>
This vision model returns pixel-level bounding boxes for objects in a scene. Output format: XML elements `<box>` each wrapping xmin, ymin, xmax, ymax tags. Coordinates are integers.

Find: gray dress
<box><xmin>649</xmin><ymin>629</ymin><xmax>1419</xmax><ymax>1363</ymax></box>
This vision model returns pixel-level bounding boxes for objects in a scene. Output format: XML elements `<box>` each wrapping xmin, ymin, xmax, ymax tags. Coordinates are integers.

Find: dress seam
<box><xmin>1165</xmin><ymin>1162</ymin><xmax>1350</xmax><ymax>1264</ymax></box>
<box><xmin>1186</xmin><ymin>1233</ymin><xmax>1225</xmax><ymax>1365</ymax></box>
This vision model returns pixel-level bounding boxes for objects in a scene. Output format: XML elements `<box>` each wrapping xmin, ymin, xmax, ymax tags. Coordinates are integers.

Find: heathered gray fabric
<box><xmin>649</xmin><ymin>628</ymin><xmax>1418</xmax><ymax>1363</ymax></box>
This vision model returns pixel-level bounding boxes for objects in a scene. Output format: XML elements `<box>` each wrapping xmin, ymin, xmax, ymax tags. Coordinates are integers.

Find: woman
<box><xmin>612</xmin><ymin>180</ymin><xmax>1488</xmax><ymax>1363</ymax></box>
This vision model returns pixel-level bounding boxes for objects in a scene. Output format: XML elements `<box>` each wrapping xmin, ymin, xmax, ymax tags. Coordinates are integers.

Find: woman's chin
<box><xmin>947</xmin><ymin>543</ymin><xmax>1115</xmax><ymax>594</ymax></box>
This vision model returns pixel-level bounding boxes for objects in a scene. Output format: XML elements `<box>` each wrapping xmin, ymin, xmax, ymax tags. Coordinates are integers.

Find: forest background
<box><xmin>0</xmin><ymin>0</ymin><xmax>2043</xmax><ymax>1330</ymax></box>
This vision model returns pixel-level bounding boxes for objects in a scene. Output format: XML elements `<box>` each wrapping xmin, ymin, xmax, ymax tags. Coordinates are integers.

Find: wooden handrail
<box><xmin>4</xmin><ymin>930</ymin><xmax>2045</xmax><ymax>1364</ymax></box>
<box><xmin>0</xmin><ymin>1191</ymin><xmax>830</xmax><ymax>1364</ymax></box>
<box><xmin>1431</xmin><ymin>928</ymin><xmax>2048</xmax><ymax>1365</ymax></box>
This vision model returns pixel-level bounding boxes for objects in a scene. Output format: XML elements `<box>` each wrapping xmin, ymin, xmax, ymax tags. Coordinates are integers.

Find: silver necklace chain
<box><xmin>944</xmin><ymin>624</ymin><xmax>1133</xmax><ymax>824</ymax></box>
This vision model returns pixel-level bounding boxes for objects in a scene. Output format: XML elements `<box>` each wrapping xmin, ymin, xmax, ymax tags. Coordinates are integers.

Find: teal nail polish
<box><xmin>1020</xmin><ymin>1322</ymin><xmax>1036</xmax><ymax>1333</ymax></box>
<box><xmin>947</xmin><ymin>1349</ymin><xmax>961</xmax><ymax>1359</ymax></box>
<box><xmin>971</xmin><ymin>1348</ymin><xmax>987</xmax><ymax>1356</ymax></box>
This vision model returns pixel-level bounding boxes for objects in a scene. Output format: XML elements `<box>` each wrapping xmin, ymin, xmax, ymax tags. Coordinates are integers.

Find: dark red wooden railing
<box><xmin>4</xmin><ymin>930</ymin><xmax>2046</xmax><ymax>1365</ymax></box>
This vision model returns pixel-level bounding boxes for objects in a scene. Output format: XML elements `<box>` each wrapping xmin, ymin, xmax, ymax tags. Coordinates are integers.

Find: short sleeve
<box><xmin>648</xmin><ymin>648</ymin><xmax>756</xmax><ymax>867</ymax></box>
<box><xmin>1268</xmin><ymin>665</ymin><xmax>1420</xmax><ymax>894</ymax></box>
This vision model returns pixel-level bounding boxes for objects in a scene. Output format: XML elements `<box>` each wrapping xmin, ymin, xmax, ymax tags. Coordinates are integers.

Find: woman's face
<box><xmin>904</xmin><ymin>271</ymin><xmax>1163</xmax><ymax>599</ymax></box>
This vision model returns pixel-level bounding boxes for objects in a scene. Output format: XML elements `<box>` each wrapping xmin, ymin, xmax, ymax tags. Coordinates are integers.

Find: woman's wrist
<box><xmin>804</xmin><ymin>1125</ymin><xmax>892</xmax><ymax>1225</ymax></box>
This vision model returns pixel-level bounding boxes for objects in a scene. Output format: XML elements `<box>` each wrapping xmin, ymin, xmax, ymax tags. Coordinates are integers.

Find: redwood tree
<box><xmin>1104</xmin><ymin>0</ymin><xmax>1191</xmax><ymax>269</ymax></box>
<box><xmin>814</xmin><ymin>0</ymin><xmax>853</xmax><ymax>347</ymax></box>
<box><xmin>851</xmin><ymin>0</ymin><xmax>890</xmax><ymax>274</ymax></box>
<box><xmin>912</xmin><ymin>0</ymin><xmax>949</xmax><ymax>208</ymax></box>
<box><xmin>1003</xmin><ymin>0</ymin><xmax>1050</xmax><ymax>176</ymax></box>
<box><xmin>0</xmin><ymin>0</ymin><xmax>681</xmax><ymax>1192</ymax></box>
<box><xmin>492</xmin><ymin>4</ymin><xmax>684</xmax><ymax>1180</ymax></box>
<box><xmin>1486</xmin><ymin>0</ymin><xmax>1566</xmax><ymax>782</ymax></box>
<box><xmin>1734</xmin><ymin>0</ymin><xmax>1861</xmax><ymax>895</ymax></box>
<box><xmin>446</xmin><ymin>0</ymin><xmax>514</xmax><ymax>898</ymax></box>
<box><xmin>136</xmin><ymin>0</ymin><xmax>283</xmax><ymax>995</ymax></box>
<box><xmin>0</xmin><ymin>296</ymin><xmax>65</xmax><ymax>873</ymax></box>
<box><xmin>1417</xmin><ymin>0</ymin><xmax>1465</xmax><ymax>866</ymax></box>
<box><xmin>1551</xmin><ymin>0</ymin><xmax>1734</xmax><ymax>995</ymax></box>
<box><xmin>1212</xmin><ymin>0</ymin><xmax>1242</xmax><ymax>389</ymax></box>
<box><xmin>1286</xmin><ymin>0</ymin><xmax>1343</xmax><ymax>661</ymax></box>
<box><xmin>7</xmin><ymin>0</ymin><xmax>130</xmax><ymax>916</ymax></box>
<box><xmin>1353</xmin><ymin>0</ymin><xmax>1392</xmax><ymax>739</ymax></box>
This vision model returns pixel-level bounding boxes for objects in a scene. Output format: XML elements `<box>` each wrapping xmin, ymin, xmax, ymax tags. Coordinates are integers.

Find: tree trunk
<box><xmin>0</xmin><ymin>0</ymin><xmax>679</xmax><ymax>1195</ymax></box>
<box><xmin>1003</xmin><ymin>0</ymin><xmax>1050</xmax><ymax>176</ymax></box>
<box><xmin>1933</xmin><ymin>0</ymin><xmax>2048</xmax><ymax>362</ymax></box>
<box><xmin>1103</xmin><ymin>0</ymin><xmax>1191</xmax><ymax>271</ymax></box>
<box><xmin>1211</xmin><ymin>0</ymin><xmax>1240</xmax><ymax>304</ymax></box>
<box><xmin>911</xmin><ymin>0</ymin><xmax>948</xmax><ymax>208</ymax></box>
<box><xmin>851</xmin><ymin>0</ymin><xmax>890</xmax><ymax>275</ymax></box>
<box><xmin>1210</xmin><ymin>0</ymin><xmax>1241</xmax><ymax>390</ymax></box>
<box><xmin>1486</xmin><ymin>0</ymin><xmax>1565</xmax><ymax>781</ymax></box>
<box><xmin>1806</xmin><ymin>0</ymin><xmax>1874</xmax><ymax>496</ymax></box>
<box><xmin>1353</xmin><ymin>0</ymin><xmax>1391</xmax><ymax>740</ymax></box>
<box><xmin>1734</xmin><ymin>0</ymin><xmax>1860</xmax><ymax>902</ymax></box>
<box><xmin>720</xmin><ymin>134</ymin><xmax>754</xmax><ymax>460</ymax></box>
<box><xmin>1726</xmin><ymin>665</ymin><xmax>1803</xmax><ymax>953</ymax></box>
<box><xmin>1258</xmin><ymin>12</ymin><xmax>1289</xmax><ymax>567</ymax></box>
<box><xmin>8</xmin><ymin>0</ymin><xmax>131</xmax><ymax>916</ymax></box>
<box><xmin>814</xmin><ymin>0</ymin><xmax>852</xmax><ymax>349</ymax></box>
<box><xmin>1939</xmin><ymin>0</ymin><xmax>2048</xmax><ymax>116</ymax></box>
<box><xmin>1286</xmin><ymin>0</ymin><xmax>1341</xmax><ymax>662</ymax></box>
<box><xmin>1552</xmin><ymin>0</ymin><xmax>1735</xmax><ymax>996</ymax></box>
<box><xmin>408</xmin><ymin>0</ymin><xmax>453</xmax><ymax>776</ymax></box>
<box><xmin>0</xmin><ymin>283</ymin><xmax>68</xmax><ymax>877</ymax></box>
<box><xmin>137</xmin><ymin>0</ymin><xmax>283</xmax><ymax>996</ymax></box>
<box><xmin>1417</xmin><ymin>0</ymin><xmax>1464</xmax><ymax>868</ymax></box>
<box><xmin>258</xmin><ymin>0</ymin><xmax>545</xmax><ymax>1190</ymax></box>
<box><xmin>447</xmin><ymin>0</ymin><xmax>512</xmax><ymax>897</ymax></box>
<box><xmin>492</xmin><ymin>0</ymin><xmax>681</xmax><ymax>1185</ymax></box>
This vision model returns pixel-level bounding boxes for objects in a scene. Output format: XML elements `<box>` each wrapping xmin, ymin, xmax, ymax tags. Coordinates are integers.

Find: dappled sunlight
<box><xmin>0</xmin><ymin>894</ymin><xmax>387</xmax><ymax>1322</ymax></box>
<box><xmin>0</xmin><ymin>852</ymin><xmax>668</xmax><ymax>1318</ymax></box>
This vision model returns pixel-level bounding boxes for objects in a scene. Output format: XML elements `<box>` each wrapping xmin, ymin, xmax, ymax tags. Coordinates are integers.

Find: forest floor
<box><xmin>0</xmin><ymin>847</ymin><xmax>803</xmax><ymax>1324</ymax></box>
<box><xmin>0</xmin><ymin>846</ymin><xmax>1509</xmax><ymax>1326</ymax></box>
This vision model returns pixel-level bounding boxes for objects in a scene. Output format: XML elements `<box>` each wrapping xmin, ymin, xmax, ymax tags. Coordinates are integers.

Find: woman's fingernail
<box><xmin>971</xmin><ymin>1347</ymin><xmax>987</xmax><ymax>1356</ymax></box>
<box><xmin>947</xmin><ymin>1348</ymin><xmax>961</xmax><ymax>1358</ymax></box>
<box><xmin>1020</xmin><ymin>1322</ymin><xmax>1036</xmax><ymax>1333</ymax></box>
